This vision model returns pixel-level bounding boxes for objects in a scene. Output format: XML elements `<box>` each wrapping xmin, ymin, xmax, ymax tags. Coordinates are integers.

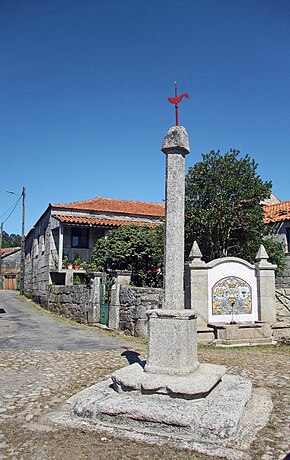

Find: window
<box><xmin>41</xmin><ymin>233</ymin><xmax>45</xmax><ymax>254</ymax></box>
<box><xmin>71</xmin><ymin>227</ymin><xmax>89</xmax><ymax>248</ymax></box>
<box><xmin>33</xmin><ymin>237</ymin><xmax>39</xmax><ymax>258</ymax></box>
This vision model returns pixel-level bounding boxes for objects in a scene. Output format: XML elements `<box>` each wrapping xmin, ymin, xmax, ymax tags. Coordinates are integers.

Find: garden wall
<box><xmin>119</xmin><ymin>285</ymin><xmax>163</xmax><ymax>338</ymax></box>
<box><xmin>40</xmin><ymin>285</ymin><xmax>90</xmax><ymax>323</ymax></box>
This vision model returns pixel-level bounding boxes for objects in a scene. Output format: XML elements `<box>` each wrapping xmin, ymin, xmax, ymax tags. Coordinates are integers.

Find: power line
<box><xmin>0</xmin><ymin>197</ymin><xmax>21</xmax><ymax>220</ymax></box>
<box><xmin>1</xmin><ymin>194</ymin><xmax>22</xmax><ymax>225</ymax></box>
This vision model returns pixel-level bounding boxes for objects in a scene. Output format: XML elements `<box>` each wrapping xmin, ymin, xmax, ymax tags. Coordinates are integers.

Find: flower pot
<box><xmin>74</xmin><ymin>265</ymin><xmax>80</xmax><ymax>270</ymax></box>
<box><xmin>67</xmin><ymin>264</ymin><xmax>73</xmax><ymax>270</ymax></box>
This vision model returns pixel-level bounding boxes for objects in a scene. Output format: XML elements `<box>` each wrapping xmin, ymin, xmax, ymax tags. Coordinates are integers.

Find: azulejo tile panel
<box><xmin>212</xmin><ymin>276</ymin><xmax>252</xmax><ymax>316</ymax></box>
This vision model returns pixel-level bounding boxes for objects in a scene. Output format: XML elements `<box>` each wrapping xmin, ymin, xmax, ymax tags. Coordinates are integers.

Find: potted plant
<box><xmin>62</xmin><ymin>255</ymin><xmax>69</xmax><ymax>269</ymax></box>
<box><xmin>73</xmin><ymin>255</ymin><xmax>81</xmax><ymax>270</ymax></box>
<box><xmin>86</xmin><ymin>263</ymin><xmax>101</xmax><ymax>273</ymax></box>
<box><xmin>67</xmin><ymin>261</ymin><xmax>73</xmax><ymax>270</ymax></box>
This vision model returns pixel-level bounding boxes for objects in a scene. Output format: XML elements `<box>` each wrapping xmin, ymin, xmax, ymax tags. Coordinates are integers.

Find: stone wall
<box><xmin>276</xmin><ymin>254</ymin><xmax>290</xmax><ymax>289</ymax></box>
<box><xmin>25</xmin><ymin>271</ymin><xmax>102</xmax><ymax>325</ymax></box>
<box><xmin>0</xmin><ymin>249</ymin><xmax>21</xmax><ymax>289</ymax></box>
<box><xmin>1</xmin><ymin>249</ymin><xmax>20</xmax><ymax>272</ymax></box>
<box><xmin>45</xmin><ymin>285</ymin><xmax>90</xmax><ymax>323</ymax></box>
<box><xmin>24</xmin><ymin>210</ymin><xmax>51</xmax><ymax>298</ymax></box>
<box><xmin>275</xmin><ymin>289</ymin><xmax>290</xmax><ymax>323</ymax></box>
<box><xmin>119</xmin><ymin>286</ymin><xmax>163</xmax><ymax>338</ymax></box>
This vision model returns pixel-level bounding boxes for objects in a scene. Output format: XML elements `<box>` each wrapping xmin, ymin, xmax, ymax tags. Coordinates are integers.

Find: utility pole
<box><xmin>20</xmin><ymin>187</ymin><xmax>25</xmax><ymax>295</ymax></box>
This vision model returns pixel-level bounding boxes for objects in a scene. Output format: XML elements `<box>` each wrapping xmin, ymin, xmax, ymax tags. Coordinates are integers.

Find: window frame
<box><xmin>71</xmin><ymin>227</ymin><xmax>89</xmax><ymax>249</ymax></box>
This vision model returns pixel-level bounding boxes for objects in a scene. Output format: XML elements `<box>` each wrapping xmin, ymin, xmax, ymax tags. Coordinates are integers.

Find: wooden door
<box><xmin>4</xmin><ymin>276</ymin><xmax>16</xmax><ymax>290</ymax></box>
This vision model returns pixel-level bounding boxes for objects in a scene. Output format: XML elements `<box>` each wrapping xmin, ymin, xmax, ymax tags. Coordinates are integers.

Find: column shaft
<box><xmin>164</xmin><ymin>153</ymin><xmax>186</xmax><ymax>309</ymax></box>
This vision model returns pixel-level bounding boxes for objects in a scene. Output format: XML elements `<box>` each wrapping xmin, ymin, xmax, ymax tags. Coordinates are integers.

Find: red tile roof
<box><xmin>51</xmin><ymin>197</ymin><xmax>165</xmax><ymax>217</ymax></box>
<box><xmin>54</xmin><ymin>215</ymin><xmax>159</xmax><ymax>227</ymax></box>
<box><xmin>0</xmin><ymin>247</ymin><xmax>21</xmax><ymax>256</ymax></box>
<box><xmin>263</xmin><ymin>201</ymin><xmax>290</xmax><ymax>223</ymax></box>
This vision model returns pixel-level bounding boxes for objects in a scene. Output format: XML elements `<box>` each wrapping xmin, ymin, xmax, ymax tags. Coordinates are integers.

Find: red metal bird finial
<box><xmin>168</xmin><ymin>81</ymin><xmax>189</xmax><ymax>126</ymax></box>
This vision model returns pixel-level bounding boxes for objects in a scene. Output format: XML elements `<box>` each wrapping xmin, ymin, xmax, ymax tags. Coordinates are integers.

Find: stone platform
<box><xmin>72</xmin><ymin>373</ymin><xmax>251</xmax><ymax>440</ymax></box>
<box><xmin>48</xmin><ymin>367</ymin><xmax>272</xmax><ymax>459</ymax></box>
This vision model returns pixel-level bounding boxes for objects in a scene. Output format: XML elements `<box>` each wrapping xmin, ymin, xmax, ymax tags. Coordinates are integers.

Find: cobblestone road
<box><xmin>0</xmin><ymin>291</ymin><xmax>289</xmax><ymax>460</ymax></box>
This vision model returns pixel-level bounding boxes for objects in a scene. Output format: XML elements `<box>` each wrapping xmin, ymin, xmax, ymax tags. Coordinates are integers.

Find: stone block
<box><xmin>134</xmin><ymin>319</ymin><xmax>148</xmax><ymax>338</ymax></box>
<box><xmin>119</xmin><ymin>320</ymin><xmax>134</xmax><ymax>335</ymax></box>
<box><xmin>108</xmin><ymin>305</ymin><xmax>119</xmax><ymax>330</ymax></box>
<box><xmin>87</xmin><ymin>305</ymin><xmax>98</xmax><ymax>325</ymax></box>
<box><xmin>161</xmin><ymin>125</ymin><xmax>190</xmax><ymax>154</ymax></box>
<box><xmin>120</xmin><ymin>286</ymin><xmax>137</xmax><ymax>306</ymax></box>
<box><xmin>145</xmin><ymin>309</ymin><xmax>199</xmax><ymax>375</ymax></box>
<box><xmin>131</xmin><ymin>305</ymin><xmax>147</xmax><ymax>320</ymax></box>
<box><xmin>197</xmin><ymin>327</ymin><xmax>215</xmax><ymax>344</ymax></box>
<box><xmin>112</xmin><ymin>361</ymin><xmax>227</xmax><ymax>399</ymax></box>
<box><xmin>211</xmin><ymin>322</ymin><xmax>274</xmax><ymax>345</ymax></box>
<box><xmin>271</xmin><ymin>323</ymin><xmax>290</xmax><ymax>339</ymax></box>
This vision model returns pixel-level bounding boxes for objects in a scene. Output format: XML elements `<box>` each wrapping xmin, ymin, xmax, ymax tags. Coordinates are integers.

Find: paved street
<box><xmin>0</xmin><ymin>291</ymin><xmax>289</xmax><ymax>460</ymax></box>
<box><xmin>0</xmin><ymin>290</ymin><xmax>129</xmax><ymax>351</ymax></box>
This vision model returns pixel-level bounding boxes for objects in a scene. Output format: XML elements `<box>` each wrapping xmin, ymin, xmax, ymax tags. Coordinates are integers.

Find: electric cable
<box><xmin>0</xmin><ymin>199</ymin><xmax>20</xmax><ymax>219</ymax></box>
<box><xmin>1</xmin><ymin>194</ymin><xmax>22</xmax><ymax>224</ymax></box>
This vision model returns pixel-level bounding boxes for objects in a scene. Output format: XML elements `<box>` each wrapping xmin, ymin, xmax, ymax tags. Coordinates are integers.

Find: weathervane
<box><xmin>168</xmin><ymin>81</ymin><xmax>189</xmax><ymax>126</ymax></box>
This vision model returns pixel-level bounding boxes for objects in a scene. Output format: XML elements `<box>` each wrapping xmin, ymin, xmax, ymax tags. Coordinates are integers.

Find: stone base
<box><xmin>112</xmin><ymin>362</ymin><xmax>226</xmax><ymax>399</ymax></box>
<box><xmin>48</xmin><ymin>372</ymin><xmax>272</xmax><ymax>459</ymax></box>
<box><xmin>146</xmin><ymin>309</ymin><xmax>198</xmax><ymax>375</ymax></box>
<box><xmin>210</xmin><ymin>322</ymin><xmax>274</xmax><ymax>346</ymax></box>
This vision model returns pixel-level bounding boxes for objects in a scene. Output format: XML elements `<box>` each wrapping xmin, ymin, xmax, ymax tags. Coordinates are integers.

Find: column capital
<box><xmin>161</xmin><ymin>126</ymin><xmax>190</xmax><ymax>155</ymax></box>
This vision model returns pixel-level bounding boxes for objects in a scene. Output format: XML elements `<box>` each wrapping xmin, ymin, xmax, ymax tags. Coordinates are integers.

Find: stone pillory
<box><xmin>161</xmin><ymin>126</ymin><xmax>189</xmax><ymax>311</ymax></box>
<box><xmin>144</xmin><ymin>125</ymin><xmax>199</xmax><ymax>376</ymax></box>
<box><xmin>62</xmin><ymin>123</ymin><xmax>271</xmax><ymax>457</ymax></box>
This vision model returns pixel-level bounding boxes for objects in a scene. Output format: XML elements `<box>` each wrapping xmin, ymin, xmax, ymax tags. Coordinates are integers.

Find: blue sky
<box><xmin>1</xmin><ymin>0</ymin><xmax>289</xmax><ymax>235</ymax></box>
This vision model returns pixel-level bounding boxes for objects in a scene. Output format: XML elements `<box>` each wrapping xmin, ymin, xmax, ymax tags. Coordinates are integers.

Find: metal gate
<box><xmin>99</xmin><ymin>273</ymin><xmax>112</xmax><ymax>326</ymax></box>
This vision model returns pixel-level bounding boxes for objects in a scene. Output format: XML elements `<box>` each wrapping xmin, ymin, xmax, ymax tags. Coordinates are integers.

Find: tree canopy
<box><xmin>92</xmin><ymin>150</ymin><xmax>285</xmax><ymax>282</ymax></box>
<box><xmin>91</xmin><ymin>224</ymin><xmax>164</xmax><ymax>287</ymax></box>
<box><xmin>185</xmin><ymin>149</ymin><xmax>274</xmax><ymax>263</ymax></box>
<box><xmin>262</xmin><ymin>238</ymin><xmax>287</xmax><ymax>278</ymax></box>
<box><xmin>1</xmin><ymin>231</ymin><xmax>21</xmax><ymax>248</ymax></box>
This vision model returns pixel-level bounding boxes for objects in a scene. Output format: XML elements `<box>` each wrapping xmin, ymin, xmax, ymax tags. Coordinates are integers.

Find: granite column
<box><xmin>162</xmin><ymin>126</ymin><xmax>190</xmax><ymax>309</ymax></box>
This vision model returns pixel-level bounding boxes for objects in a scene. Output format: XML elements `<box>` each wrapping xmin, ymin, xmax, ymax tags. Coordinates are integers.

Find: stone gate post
<box><xmin>184</xmin><ymin>241</ymin><xmax>208</xmax><ymax>328</ymax></box>
<box><xmin>87</xmin><ymin>271</ymin><xmax>102</xmax><ymax>325</ymax></box>
<box><xmin>255</xmin><ymin>245</ymin><xmax>277</xmax><ymax>323</ymax></box>
<box><xmin>108</xmin><ymin>270</ymin><xmax>131</xmax><ymax>330</ymax></box>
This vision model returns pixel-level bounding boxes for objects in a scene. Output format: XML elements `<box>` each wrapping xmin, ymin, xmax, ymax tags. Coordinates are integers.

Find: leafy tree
<box><xmin>1</xmin><ymin>230</ymin><xmax>21</xmax><ymax>248</ymax></box>
<box><xmin>263</xmin><ymin>238</ymin><xmax>287</xmax><ymax>277</ymax></box>
<box><xmin>91</xmin><ymin>224</ymin><xmax>164</xmax><ymax>287</ymax></box>
<box><xmin>185</xmin><ymin>149</ymin><xmax>273</xmax><ymax>264</ymax></box>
